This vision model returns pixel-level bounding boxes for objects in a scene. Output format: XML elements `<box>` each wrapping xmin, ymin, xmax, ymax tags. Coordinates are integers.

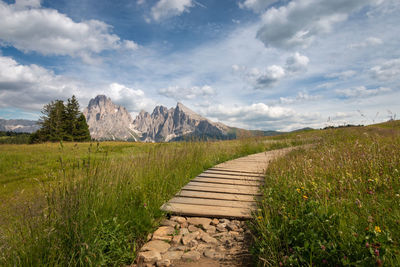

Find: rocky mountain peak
<box><xmin>84</xmin><ymin>95</ymin><xmax>138</xmax><ymax>140</ymax></box>
<box><xmin>84</xmin><ymin>95</ymin><xmax>231</xmax><ymax>142</ymax></box>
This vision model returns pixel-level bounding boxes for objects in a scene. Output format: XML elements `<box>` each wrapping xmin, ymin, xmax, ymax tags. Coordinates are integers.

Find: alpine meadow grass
<box><xmin>251</xmin><ymin>122</ymin><xmax>400</xmax><ymax>266</ymax></box>
<box><xmin>0</xmin><ymin>137</ymin><xmax>295</xmax><ymax>266</ymax></box>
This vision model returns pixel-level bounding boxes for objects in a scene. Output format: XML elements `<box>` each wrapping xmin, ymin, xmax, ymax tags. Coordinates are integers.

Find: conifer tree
<box><xmin>30</xmin><ymin>96</ymin><xmax>91</xmax><ymax>143</ymax></box>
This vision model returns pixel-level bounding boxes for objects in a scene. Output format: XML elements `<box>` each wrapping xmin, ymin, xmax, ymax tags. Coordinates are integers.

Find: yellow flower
<box><xmin>375</xmin><ymin>226</ymin><xmax>382</xmax><ymax>233</ymax></box>
<box><xmin>296</xmin><ymin>188</ymin><xmax>301</xmax><ymax>193</ymax></box>
<box><xmin>303</xmin><ymin>195</ymin><xmax>308</xmax><ymax>200</ymax></box>
<box><xmin>257</xmin><ymin>216</ymin><xmax>263</xmax><ymax>221</ymax></box>
<box><xmin>301</xmin><ymin>186</ymin><xmax>305</xmax><ymax>189</ymax></box>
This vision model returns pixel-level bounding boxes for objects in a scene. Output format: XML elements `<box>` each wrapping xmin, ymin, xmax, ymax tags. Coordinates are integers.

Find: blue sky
<box><xmin>0</xmin><ymin>0</ymin><xmax>399</xmax><ymax>131</ymax></box>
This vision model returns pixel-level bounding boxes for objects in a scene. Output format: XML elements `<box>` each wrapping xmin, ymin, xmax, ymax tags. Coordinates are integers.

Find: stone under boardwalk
<box><xmin>135</xmin><ymin>147</ymin><xmax>295</xmax><ymax>267</ymax></box>
<box><xmin>160</xmin><ymin>147</ymin><xmax>293</xmax><ymax>219</ymax></box>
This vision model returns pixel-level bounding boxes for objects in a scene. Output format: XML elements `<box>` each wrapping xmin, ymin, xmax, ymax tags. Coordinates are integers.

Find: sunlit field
<box><xmin>252</xmin><ymin>121</ymin><xmax>400</xmax><ymax>266</ymax></box>
<box><xmin>0</xmin><ymin>137</ymin><xmax>295</xmax><ymax>266</ymax></box>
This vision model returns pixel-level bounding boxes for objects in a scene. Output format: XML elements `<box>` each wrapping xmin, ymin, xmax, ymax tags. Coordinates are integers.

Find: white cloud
<box><xmin>151</xmin><ymin>0</ymin><xmax>193</xmax><ymax>21</ymax></box>
<box><xmin>325</xmin><ymin>70</ymin><xmax>357</xmax><ymax>79</ymax></box>
<box><xmin>159</xmin><ymin>85</ymin><xmax>215</xmax><ymax>100</ymax></box>
<box><xmin>0</xmin><ymin>1</ymin><xmax>138</xmax><ymax>62</ymax></box>
<box><xmin>239</xmin><ymin>0</ymin><xmax>279</xmax><ymax>13</ymax></box>
<box><xmin>0</xmin><ymin>55</ymin><xmax>154</xmax><ymax>113</ymax></box>
<box><xmin>285</xmin><ymin>52</ymin><xmax>309</xmax><ymax>73</ymax></box>
<box><xmin>256</xmin><ymin>0</ymin><xmax>382</xmax><ymax>49</ymax></box>
<box><xmin>0</xmin><ymin>55</ymin><xmax>79</xmax><ymax>110</ymax></box>
<box><xmin>370</xmin><ymin>58</ymin><xmax>400</xmax><ymax>81</ymax></box>
<box><xmin>105</xmin><ymin>83</ymin><xmax>155</xmax><ymax>112</ymax></box>
<box><xmin>204</xmin><ymin>103</ymin><xmax>293</xmax><ymax>122</ymax></box>
<box><xmin>349</xmin><ymin>37</ymin><xmax>383</xmax><ymax>48</ymax></box>
<box><xmin>336</xmin><ymin>86</ymin><xmax>391</xmax><ymax>98</ymax></box>
<box><xmin>280</xmin><ymin>92</ymin><xmax>320</xmax><ymax>104</ymax></box>
<box><xmin>233</xmin><ymin>52</ymin><xmax>307</xmax><ymax>88</ymax></box>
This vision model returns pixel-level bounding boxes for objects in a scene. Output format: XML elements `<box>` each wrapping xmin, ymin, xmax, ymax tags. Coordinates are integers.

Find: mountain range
<box><xmin>0</xmin><ymin>119</ymin><xmax>40</xmax><ymax>133</ymax></box>
<box><xmin>1</xmin><ymin>95</ymin><xmax>285</xmax><ymax>141</ymax></box>
<box><xmin>84</xmin><ymin>95</ymin><xmax>238</xmax><ymax>142</ymax></box>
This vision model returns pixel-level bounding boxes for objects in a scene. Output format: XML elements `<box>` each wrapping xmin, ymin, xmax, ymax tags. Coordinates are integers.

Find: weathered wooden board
<box><xmin>160</xmin><ymin>203</ymin><xmax>253</xmax><ymax>219</ymax></box>
<box><xmin>177</xmin><ymin>190</ymin><xmax>259</xmax><ymax>202</ymax></box>
<box><xmin>160</xmin><ymin>148</ymin><xmax>294</xmax><ymax>219</ymax></box>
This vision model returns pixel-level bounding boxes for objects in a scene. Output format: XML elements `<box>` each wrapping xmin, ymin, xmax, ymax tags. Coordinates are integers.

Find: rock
<box><xmin>146</xmin><ymin>233</ymin><xmax>152</xmax><ymax>241</ymax></box>
<box><xmin>205</xmin><ymin>225</ymin><xmax>216</xmax><ymax>234</ymax></box>
<box><xmin>211</xmin><ymin>218</ymin><xmax>219</xmax><ymax>226</ymax></box>
<box><xmin>182</xmin><ymin>251</ymin><xmax>201</xmax><ymax>261</ymax></box>
<box><xmin>171</xmin><ymin>216</ymin><xmax>186</xmax><ymax>224</ymax></box>
<box><xmin>235</xmin><ymin>235</ymin><xmax>245</xmax><ymax>242</ymax></box>
<box><xmin>156</xmin><ymin>259</ymin><xmax>171</xmax><ymax>267</ymax></box>
<box><xmin>162</xmin><ymin>251</ymin><xmax>184</xmax><ymax>261</ymax></box>
<box><xmin>182</xmin><ymin>232</ymin><xmax>199</xmax><ymax>245</ymax></box>
<box><xmin>216</xmin><ymin>245</ymin><xmax>226</xmax><ymax>252</ymax></box>
<box><xmin>188</xmin><ymin>225</ymin><xmax>199</xmax><ymax>232</ymax></box>
<box><xmin>226</xmin><ymin>223</ymin><xmax>239</xmax><ymax>231</ymax></box>
<box><xmin>180</xmin><ymin>228</ymin><xmax>189</xmax><ymax>236</ymax></box>
<box><xmin>188</xmin><ymin>239</ymin><xmax>198</xmax><ymax>248</ymax></box>
<box><xmin>170</xmin><ymin>246</ymin><xmax>188</xmax><ymax>251</ymax></box>
<box><xmin>232</xmin><ymin>220</ymin><xmax>241</xmax><ymax>226</ymax></box>
<box><xmin>141</xmin><ymin>240</ymin><xmax>170</xmax><ymax>254</ymax></box>
<box><xmin>138</xmin><ymin>251</ymin><xmax>161</xmax><ymax>264</ymax></box>
<box><xmin>187</xmin><ymin>217</ymin><xmax>211</xmax><ymax>229</ymax></box>
<box><xmin>216</xmin><ymin>224</ymin><xmax>227</xmax><ymax>232</ymax></box>
<box><xmin>219</xmin><ymin>219</ymin><xmax>230</xmax><ymax>224</ymax></box>
<box><xmin>160</xmin><ymin>219</ymin><xmax>177</xmax><ymax>227</ymax></box>
<box><xmin>201</xmin><ymin>233</ymin><xmax>218</xmax><ymax>244</ymax></box>
<box><xmin>196</xmin><ymin>243</ymin><xmax>212</xmax><ymax>252</ymax></box>
<box><xmin>229</xmin><ymin>231</ymin><xmax>240</xmax><ymax>236</ymax></box>
<box><xmin>171</xmin><ymin>234</ymin><xmax>182</xmax><ymax>245</ymax></box>
<box><xmin>153</xmin><ymin>226</ymin><xmax>175</xmax><ymax>241</ymax></box>
<box><xmin>204</xmin><ymin>249</ymin><xmax>216</xmax><ymax>258</ymax></box>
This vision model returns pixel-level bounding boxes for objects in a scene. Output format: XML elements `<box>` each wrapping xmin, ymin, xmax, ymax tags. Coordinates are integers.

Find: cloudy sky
<box><xmin>0</xmin><ymin>0</ymin><xmax>399</xmax><ymax>131</ymax></box>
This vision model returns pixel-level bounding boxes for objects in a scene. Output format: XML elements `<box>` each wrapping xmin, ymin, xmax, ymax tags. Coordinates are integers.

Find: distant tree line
<box><xmin>0</xmin><ymin>131</ymin><xmax>31</xmax><ymax>144</ymax></box>
<box><xmin>30</xmin><ymin>96</ymin><xmax>91</xmax><ymax>143</ymax></box>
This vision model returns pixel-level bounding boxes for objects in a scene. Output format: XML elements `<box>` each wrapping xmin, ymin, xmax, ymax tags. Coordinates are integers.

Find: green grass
<box><xmin>0</xmin><ymin>137</ymin><xmax>294</xmax><ymax>266</ymax></box>
<box><xmin>251</xmin><ymin>122</ymin><xmax>400</xmax><ymax>266</ymax></box>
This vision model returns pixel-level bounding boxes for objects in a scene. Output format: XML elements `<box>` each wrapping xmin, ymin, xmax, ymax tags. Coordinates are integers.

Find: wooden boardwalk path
<box><xmin>161</xmin><ymin>147</ymin><xmax>293</xmax><ymax>219</ymax></box>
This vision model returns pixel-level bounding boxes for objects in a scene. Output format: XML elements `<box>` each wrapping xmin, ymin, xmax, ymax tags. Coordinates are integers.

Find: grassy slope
<box><xmin>0</xmin><ymin>137</ymin><xmax>295</xmax><ymax>266</ymax></box>
<box><xmin>251</xmin><ymin>121</ymin><xmax>400</xmax><ymax>266</ymax></box>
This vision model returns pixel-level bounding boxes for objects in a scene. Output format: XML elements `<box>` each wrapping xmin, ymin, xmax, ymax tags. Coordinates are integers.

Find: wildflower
<box><xmin>257</xmin><ymin>216</ymin><xmax>263</xmax><ymax>221</ymax></box>
<box><xmin>375</xmin><ymin>226</ymin><xmax>382</xmax><ymax>233</ymax></box>
<box><xmin>301</xmin><ymin>186</ymin><xmax>305</xmax><ymax>189</ymax></box>
<box><xmin>322</xmin><ymin>259</ymin><xmax>328</xmax><ymax>264</ymax></box>
<box><xmin>374</xmin><ymin>249</ymin><xmax>380</xmax><ymax>257</ymax></box>
<box><xmin>321</xmin><ymin>245</ymin><xmax>326</xmax><ymax>251</ymax></box>
<box><xmin>296</xmin><ymin>188</ymin><xmax>301</xmax><ymax>193</ymax></box>
<box><xmin>303</xmin><ymin>195</ymin><xmax>308</xmax><ymax>200</ymax></box>
<box><xmin>365</xmin><ymin>242</ymin><xmax>370</xmax><ymax>248</ymax></box>
<box><xmin>143</xmin><ymin>203</ymin><xmax>147</xmax><ymax>208</ymax></box>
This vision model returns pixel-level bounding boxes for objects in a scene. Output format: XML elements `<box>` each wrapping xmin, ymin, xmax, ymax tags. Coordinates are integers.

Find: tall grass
<box><xmin>1</xmin><ymin>137</ymin><xmax>290</xmax><ymax>266</ymax></box>
<box><xmin>251</xmin><ymin>125</ymin><xmax>400</xmax><ymax>266</ymax></box>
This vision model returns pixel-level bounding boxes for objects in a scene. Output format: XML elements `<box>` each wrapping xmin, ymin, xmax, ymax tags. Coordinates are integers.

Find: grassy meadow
<box><xmin>252</xmin><ymin>121</ymin><xmax>400</xmax><ymax>266</ymax></box>
<box><xmin>1</xmin><ymin>121</ymin><xmax>399</xmax><ymax>266</ymax></box>
<box><xmin>0</xmin><ymin>137</ymin><xmax>295</xmax><ymax>266</ymax></box>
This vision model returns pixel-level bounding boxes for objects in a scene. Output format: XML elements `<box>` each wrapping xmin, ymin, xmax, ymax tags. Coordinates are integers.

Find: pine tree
<box><xmin>65</xmin><ymin>95</ymin><xmax>80</xmax><ymax>141</ymax></box>
<box><xmin>31</xmin><ymin>96</ymin><xmax>91</xmax><ymax>143</ymax></box>
<box><xmin>74</xmin><ymin>114</ymin><xmax>91</xmax><ymax>141</ymax></box>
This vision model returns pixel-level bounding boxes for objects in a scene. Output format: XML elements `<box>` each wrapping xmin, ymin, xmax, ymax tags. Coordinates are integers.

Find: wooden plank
<box><xmin>169</xmin><ymin>197</ymin><xmax>257</xmax><ymax>209</ymax></box>
<box><xmin>187</xmin><ymin>181</ymin><xmax>260</xmax><ymax>191</ymax></box>
<box><xmin>209</xmin><ymin>167</ymin><xmax>263</xmax><ymax>175</ymax></box>
<box><xmin>201</xmin><ymin>171</ymin><xmax>264</xmax><ymax>179</ymax></box>
<box><xmin>203</xmin><ymin>170</ymin><xmax>264</xmax><ymax>177</ymax></box>
<box><xmin>161</xmin><ymin>203</ymin><xmax>253</xmax><ymax>219</ymax></box>
<box><xmin>192</xmin><ymin>177</ymin><xmax>262</xmax><ymax>186</ymax></box>
<box><xmin>183</xmin><ymin>184</ymin><xmax>261</xmax><ymax>195</ymax></box>
<box><xmin>177</xmin><ymin>190</ymin><xmax>259</xmax><ymax>202</ymax></box>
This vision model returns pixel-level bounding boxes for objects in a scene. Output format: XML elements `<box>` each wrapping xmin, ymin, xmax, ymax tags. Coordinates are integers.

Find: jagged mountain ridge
<box><xmin>0</xmin><ymin>119</ymin><xmax>40</xmax><ymax>133</ymax></box>
<box><xmin>83</xmin><ymin>95</ymin><xmax>139</xmax><ymax>140</ymax></box>
<box><xmin>84</xmin><ymin>95</ymin><xmax>231</xmax><ymax>142</ymax></box>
